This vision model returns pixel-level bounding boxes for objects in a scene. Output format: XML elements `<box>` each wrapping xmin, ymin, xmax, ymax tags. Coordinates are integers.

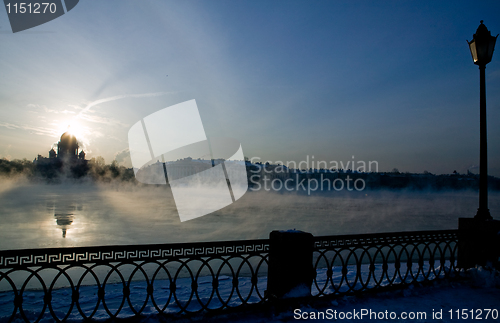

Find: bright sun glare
<box><xmin>58</xmin><ymin>120</ymin><xmax>86</xmax><ymax>143</ymax></box>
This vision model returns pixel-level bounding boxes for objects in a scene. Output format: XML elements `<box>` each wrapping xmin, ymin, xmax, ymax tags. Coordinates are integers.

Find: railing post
<box><xmin>458</xmin><ymin>218</ymin><xmax>500</xmax><ymax>269</ymax></box>
<box><xmin>267</xmin><ymin>230</ymin><xmax>314</xmax><ymax>299</ymax></box>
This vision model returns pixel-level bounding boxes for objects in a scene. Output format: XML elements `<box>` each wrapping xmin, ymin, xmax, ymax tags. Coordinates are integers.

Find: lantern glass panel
<box><xmin>469</xmin><ymin>40</ymin><xmax>478</xmax><ymax>63</ymax></box>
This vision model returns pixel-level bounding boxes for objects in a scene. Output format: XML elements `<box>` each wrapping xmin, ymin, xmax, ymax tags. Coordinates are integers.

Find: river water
<box><xmin>0</xmin><ymin>178</ymin><xmax>498</xmax><ymax>250</ymax></box>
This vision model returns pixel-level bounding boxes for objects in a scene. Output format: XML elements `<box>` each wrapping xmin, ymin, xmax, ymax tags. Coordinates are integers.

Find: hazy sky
<box><xmin>1</xmin><ymin>0</ymin><xmax>499</xmax><ymax>175</ymax></box>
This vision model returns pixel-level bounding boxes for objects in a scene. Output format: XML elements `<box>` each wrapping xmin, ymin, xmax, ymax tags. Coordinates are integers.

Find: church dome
<box><xmin>58</xmin><ymin>131</ymin><xmax>79</xmax><ymax>158</ymax></box>
<box><xmin>60</xmin><ymin>132</ymin><xmax>78</xmax><ymax>146</ymax></box>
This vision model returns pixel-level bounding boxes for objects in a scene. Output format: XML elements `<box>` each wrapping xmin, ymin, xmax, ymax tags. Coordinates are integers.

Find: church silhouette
<box><xmin>34</xmin><ymin>131</ymin><xmax>88</xmax><ymax>178</ymax></box>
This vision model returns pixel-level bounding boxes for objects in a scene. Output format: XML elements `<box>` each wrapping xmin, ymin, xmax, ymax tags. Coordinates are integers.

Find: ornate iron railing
<box><xmin>0</xmin><ymin>240</ymin><xmax>270</xmax><ymax>322</ymax></box>
<box><xmin>0</xmin><ymin>229</ymin><xmax>459</xmax><ymax>322</ymax></box>
<box><xmin>312</xmin><ymin>230</ymin><xmax>459</xmax><ymax>297</ymax></box>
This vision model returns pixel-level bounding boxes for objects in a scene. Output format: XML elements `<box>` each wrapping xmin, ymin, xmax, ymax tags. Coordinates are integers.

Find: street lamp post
<box><xmin>467</xmin><ymin>21</ymin><xmax>497</xmax><ymax>221</ymax></box>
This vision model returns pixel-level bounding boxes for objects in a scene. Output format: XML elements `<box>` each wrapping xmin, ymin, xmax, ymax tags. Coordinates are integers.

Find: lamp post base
<box><xmin>475</xmin><ymin>207</ymin><xmax>492</xmax><ymax>221</ymax></box>
<box><xmin>458</xmin><ymin>217</ymin><xmax>500</xmax><ymax>269</ymax></box>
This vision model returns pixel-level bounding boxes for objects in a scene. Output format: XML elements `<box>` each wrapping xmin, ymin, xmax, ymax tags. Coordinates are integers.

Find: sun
<box><xmin>59</xmin><ymin>120</ymin><xmax>86</xmax><ymax>143</ymax></box>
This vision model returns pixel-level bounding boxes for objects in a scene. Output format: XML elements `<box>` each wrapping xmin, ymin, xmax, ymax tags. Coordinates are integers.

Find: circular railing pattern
<box><xmin>312</xmin><ymin>232</ymin><xmax>459</xmax><ymax>297</ymax></box>
<box><xmin>0</xmin><ymin>240</ymin><xmax>270</xmax><ymax>323</ymax></box>
<box><xmin>0</xmin><ymin>255</ymin><xmax>269</xmax><ymax>323</ymax></box>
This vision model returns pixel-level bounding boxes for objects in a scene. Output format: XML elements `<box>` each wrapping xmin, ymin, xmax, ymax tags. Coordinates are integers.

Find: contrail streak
<box><xmin>76</xmin><ymin>92</ymin><xmax>172</xmax><ymax>118</ymax></box>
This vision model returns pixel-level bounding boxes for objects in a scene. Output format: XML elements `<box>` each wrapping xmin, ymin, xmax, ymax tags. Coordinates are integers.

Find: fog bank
<box><xmin>0</xmin><ymin>181</ymin><xmax>498</xmax><ymax>250</ymax></box>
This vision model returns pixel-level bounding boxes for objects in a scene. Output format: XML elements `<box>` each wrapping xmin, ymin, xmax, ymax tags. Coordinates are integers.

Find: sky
<box><xmin>1</xmin><ymin>0</ymin><xmax>500</xmax><ymax>175</ymax></box>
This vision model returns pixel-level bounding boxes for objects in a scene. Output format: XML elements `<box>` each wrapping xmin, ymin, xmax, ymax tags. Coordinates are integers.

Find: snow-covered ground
<box><xmin>207</xmin><ymin>277</ymin><xmax>500</xmax><ymax>323</ymax></box>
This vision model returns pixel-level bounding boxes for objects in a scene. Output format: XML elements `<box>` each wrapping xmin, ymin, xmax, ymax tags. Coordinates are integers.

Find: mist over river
<box><xmin>0</xmin><ymin>179</ymin><xmax>499</xmax><ymax>250</ymax></box>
